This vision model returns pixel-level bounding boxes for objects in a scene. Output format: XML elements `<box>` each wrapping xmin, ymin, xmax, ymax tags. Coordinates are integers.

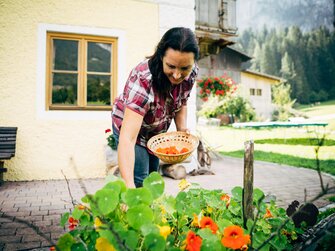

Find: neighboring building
<box><xmin>240</xmin><ymin>70</ymin><xmax>282</xmax><ymax>120</ymax></box>
<box><xmin>0</xmin><ymin>0</ymin><xmax>196</xmax><ymax>181</ymax></box>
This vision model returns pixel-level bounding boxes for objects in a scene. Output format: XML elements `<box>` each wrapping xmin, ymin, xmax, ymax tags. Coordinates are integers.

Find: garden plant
<box><xmin>55</xmin><ymin>173</ymin><xmax>300</xmax><ymax>251</ymax></box>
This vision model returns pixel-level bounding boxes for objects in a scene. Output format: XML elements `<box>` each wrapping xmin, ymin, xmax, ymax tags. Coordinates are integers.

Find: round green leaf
<box><xmin>124</xmin><ymin>187</ymin><xmax>153</xmax><ymax>207</ymax></box>
<box><xmin>103</xmin><ymin>180</ymin><xmax>126</xmax><ymax>194</ymax></box>
<box><xmin>231</xmin><ymin>186</ymin><xmax>242</xmax><ymax>201</ymax></box>
<box><xmin>201</xmin><ymin>239</ymin><xmax>222</xmax><ymax>251</ymax></box>
<box><xmin>141</xmin><ymin>223</ymin><xmax>160</xmax><ymax>236</ymax></box>
<box><xmin>144</xmin><ymin>233</ymin><xmax>166</xmax><ymax>251</ymax></box>
<box><xmin>143</xmin><ymin>172</ymin><xmax>165</xmax><ymax>199</ymax></box>
<box><xmin>126</xmin><ymin>204</ymin><xmax>154</xmax><ymax>230</ymax></box>
<box><xmin>253</xmin><ymin>188</ymin><xmax>265</xmax><ymax>203</ymax></box>
<box><xmin>57</xmin><ymin>233</ymin><xmax>75</xmax><ymax>251</ymax></box>
<box><xmin>71</xmin><ymin>207</ymin><xmax>84</xmax><ymax>220</ymax></box>
<box><xmin>93</xmin><ymin>189</ymin><xmax>119</xmax><ymax>215</ymax></box>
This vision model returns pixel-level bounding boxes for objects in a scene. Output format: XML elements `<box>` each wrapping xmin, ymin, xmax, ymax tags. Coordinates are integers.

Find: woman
<box><xmin>112</xmin><ymin>27</ymin><xmax>199</xmax><ymax>188</ymax></box>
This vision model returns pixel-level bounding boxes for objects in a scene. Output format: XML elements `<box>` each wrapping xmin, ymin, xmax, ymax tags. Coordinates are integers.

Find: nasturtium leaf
<box><xmin>197</xmin><ymin>228</ymin><xmax>217</xmax><ymax>242</ymax></box>
<box><xmin>217</xmin><ymin>218</ymin><xmax>234</xmax><ymax>232</ymax></box>
<box><xmin>71</xmin><ymin>243</ymin><xmax>86</xmax><ymax>251</ymax></box>
<box><xmin>231</xmin><ymin>186</ymin><xmax>243</xmax><ymax>201</ymax></box>
<box><xmin>81</xmin><ymin>194</ymin><xmax>93</xmax><ymax>203</ymax></box>
<box><xmin>119</xmin><ymin>230</ymin><xmax>139</xmax><ymax>250</ymax></box>
<box><xmin>103</xmin><ymin>180</ymin><xmax>126</xmax><ymax>194</ymax></box>
<box><xmin>270</xmin><ymin>235</ymin><xmax>287</xmax><ymax>250</ymax></box>
<box><xmin>57</xmin><ymin>233</ymin><xmax>75</xmax><ymax>251</ymax></box>
<box><xmin>246</xmin><ymin>219</ymin><xmax>254</xmax><ymax>233</ymax></box>
<box><xmin>124</xmin><ymin>187</ymin><xmax>153</xmax><ymax>207</ymax></box>
<box><xmin>93</xmin><ymin>189</ymin><xmax>119</xmax><ymax>215</ymax></box>
<box><xmin>175</xmin><ymin>192</ymin><xmax>187</xmax><ymax>212</ymax></box>
<box><xmin>60</xmin><ymin>212</ymin><xmax>70</xmax><ymax>227</ymax></box>
<box><xmin>143</xmin><ymin>172</ymin><xmax>165</xmax><ymax>199</ymax></box>
<box><xmin>161</xmin><ymin>195</ymin><xmax>176</xmax><ymax>215</ymax></box>
<box><xmin>253</xmin><ymin>188</ymin><xmax>265</xmax><ymax>203</ymax></box>
<box><xmin>72</xmin><ymin>207</ymin><xmax>84</xmax><ymax>220</ymax></box>
<box><xmin>201</xmin><ymin>239</ymin><xmax>223</xmax><ymax>251</ymax></box>
<box><xmin>78</xmin><ymin>214</ymin><xmax>90</xmax><ymax>227</ymax></box>
<box><xmin>126</xmin><ymin>204</ymin><xmax>154</xmax><ymax>230</ymax></box>
<box><xmin>141</xmin><ymin>223</ymin><xmax>160</xmax><ymax>236</ymax></box>
<box><xmin>167</xmin><ymin>248</ymin><xmax>181</xmax><ymax>251</ymax></box>
<box><xmin>105</xmin><ymin>174</ymin><xmax>122</xmax><ymax>183</ymax></box>
<box><xmin>143</xmin><ymin>233</ymin><xmax>166</xmax><ymax>251</ymax></box>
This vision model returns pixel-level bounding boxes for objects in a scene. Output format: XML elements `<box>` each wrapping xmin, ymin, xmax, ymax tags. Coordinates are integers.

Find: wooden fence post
<box><xmin>243</xmin><ymin>140</ymin><xmax>254</xmax><ymax>228</ymax></box>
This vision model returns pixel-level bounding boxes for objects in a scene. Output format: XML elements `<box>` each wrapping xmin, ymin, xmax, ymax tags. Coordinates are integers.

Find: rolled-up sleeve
<box><xmin>123</xmin><ymin>70</ymin><xmax>153</xmax><ymax>116</ymax></box>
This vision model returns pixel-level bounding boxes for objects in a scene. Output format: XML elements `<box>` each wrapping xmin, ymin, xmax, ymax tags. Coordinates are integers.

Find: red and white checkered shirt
<box><xmin>112</xmin><ymin>59</ymin><xmax>198</xmax><ymax>147</ymax></box>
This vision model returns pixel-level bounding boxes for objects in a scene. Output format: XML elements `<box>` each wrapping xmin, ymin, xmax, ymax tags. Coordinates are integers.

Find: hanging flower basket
<box><xmin>197</xmin><ymin>75</ymin><xmax>238</xmax><ymax>101</ymax></box>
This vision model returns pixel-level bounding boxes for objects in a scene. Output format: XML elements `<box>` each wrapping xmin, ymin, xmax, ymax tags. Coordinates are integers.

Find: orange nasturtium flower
<box><xmin>220</xmin><ymin>193</ymin><xmax>231</xmax><ymax>208</ymax></box>
<box><xmin>221</xmin><ymin>225</ymin><xmax>250</xmax><ymax>250</ymax></box>
<box><xmin>200</xmin><ymin>216</ymin><xmax>219</xmax><ymax>234</ymax></box>
<box><xmin>264</xmin><ymin>208</ymin><xmax>273</xmax><ymax>219</ymax></box>
<box><xmin>185</xmin><ymin>231</ymin><xmax>202</xmax><ymax>251</ymax></box>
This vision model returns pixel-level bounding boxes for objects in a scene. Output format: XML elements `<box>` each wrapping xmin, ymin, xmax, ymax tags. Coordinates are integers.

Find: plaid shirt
<box><xmin>112</xmin><ymin>59</ymin><xmax>198</xmax><ymax>147</ymax></box>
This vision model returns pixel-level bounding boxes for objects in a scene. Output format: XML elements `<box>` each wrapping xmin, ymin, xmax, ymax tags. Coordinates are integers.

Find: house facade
<box><xmin>0</xmin><ymin>0</ymin><xmax>197</xmax><ymax>181</ymax></box>
<box><xmin>240</xmin><ymin>70</ymin><xmax>281</xmax><ymax>120</ymax></box>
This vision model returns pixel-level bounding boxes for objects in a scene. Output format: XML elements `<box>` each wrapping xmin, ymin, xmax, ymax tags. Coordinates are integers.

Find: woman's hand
<box><xmin>178</xmin><ymin>127</ymin><xmax>190</xmax><ymax>134</ymax></box>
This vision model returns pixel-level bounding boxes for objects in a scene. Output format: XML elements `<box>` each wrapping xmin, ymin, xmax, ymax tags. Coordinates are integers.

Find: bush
<box><xmin>198</xmin><ymin>95</ymin><xmax>256</xmax><ymax>122</ymax></box>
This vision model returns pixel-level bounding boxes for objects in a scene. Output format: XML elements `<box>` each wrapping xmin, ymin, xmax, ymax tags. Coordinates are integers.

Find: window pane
<box><xmin>87</xmin><ymin>42</ymin><xmax>111</xmax><ymax>72</ymax></box>
<box><xmin>53</xmin><ymin>39</ymin><xmax>78</xmax><ymax>71</ymax></box>
<box><xmin>52</xmin><ymin>73</ymin><xmax>77</xmax><ymax>105</ymax></box>
<box><xmin>87</xmin><ymin>75</ymin><xmax>111</xmax><ymax>105</ymax></box>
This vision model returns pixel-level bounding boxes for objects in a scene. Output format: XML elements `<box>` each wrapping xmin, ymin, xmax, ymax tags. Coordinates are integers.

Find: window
<box><xmin>256</xmin><ymin>89</ymin><xmax>262</xmax><ymax>96</ymax></box>
<box><xmin>250</xmin><ymin>88</ymin><xmax>255</xmax><ymax>96</ymax></box>
<box><xmin>46</xmin><ymin>32</ymin><xmax>117</xmax><ymax>110</ymax></box>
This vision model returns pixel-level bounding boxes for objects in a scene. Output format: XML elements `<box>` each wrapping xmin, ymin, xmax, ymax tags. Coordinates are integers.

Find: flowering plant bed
<box><xmin>197</xmin><ymin>75</ymin><xmax>237</xmax><ymax>101</ymax></box>
<box><xmin>56</xmin><ymin>173</ymin><xmax>300</xmax><ymax>251</ymax></box>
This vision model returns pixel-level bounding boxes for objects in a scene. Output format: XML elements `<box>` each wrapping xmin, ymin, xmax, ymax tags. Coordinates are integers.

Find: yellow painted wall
<box><xmin>241</xmin><ymin>72</ymin><xmax>280</xmax><ymax>120</ymax></box>
<box><xmin>0</xmin><ymin>0</ymin><xmax>159</xmax><ymax>180</ymax></box>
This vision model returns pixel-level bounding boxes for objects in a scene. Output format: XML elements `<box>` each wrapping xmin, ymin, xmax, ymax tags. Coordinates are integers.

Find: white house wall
<box><xmin>240</xmin><ymin>73</ymin><xmax>277</xmax><ymax>120</ymax></box>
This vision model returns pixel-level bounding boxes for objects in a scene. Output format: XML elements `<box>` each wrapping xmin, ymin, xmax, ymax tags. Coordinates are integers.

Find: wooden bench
<box><xmin>0</xmin><ymin>127</ymin><xmax>18</xmax><ymax>183</ymax></box>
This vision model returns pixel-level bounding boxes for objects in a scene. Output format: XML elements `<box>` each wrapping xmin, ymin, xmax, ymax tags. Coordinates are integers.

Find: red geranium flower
<box><xmin>105</xmin><ymin>128</ymin><xmax>111</xmax><ymax>133</ymax></box>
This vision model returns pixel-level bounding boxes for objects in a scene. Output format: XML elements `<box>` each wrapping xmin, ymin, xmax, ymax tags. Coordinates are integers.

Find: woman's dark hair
<box><xmin>148</xmin><ymin>27</ymin><xmax>199</xmax><ymax>97</ymax></box>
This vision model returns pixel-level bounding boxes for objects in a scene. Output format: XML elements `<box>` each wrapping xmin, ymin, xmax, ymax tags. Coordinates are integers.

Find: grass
<box><xmin>254</xmin><ymin>138</ymin><xmax>335</xmax><ymax>146</ymax></box>
<box><xmin>220</xmin><ymin>150</ymin><xmax>335</xmax><ymax>175</ymax></box>
<box><xmin>295</xmin><ymin>99</ymin><xmax>335</xmax><ymax>110</ymax></box>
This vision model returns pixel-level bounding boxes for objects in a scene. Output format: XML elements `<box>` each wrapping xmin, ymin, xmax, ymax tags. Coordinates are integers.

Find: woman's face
<box><xmin>162</xmin><ymin>48</ymin><xmax>195</xmax><ymax>85</ymax></box>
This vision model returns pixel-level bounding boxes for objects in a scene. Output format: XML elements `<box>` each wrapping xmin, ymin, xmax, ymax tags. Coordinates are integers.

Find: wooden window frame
<box><xmin>250</xmin><ymin>88</ymin><xmax>255</xmax><ymax>96</ymax></box>
<box><xmin>256</xmin><ymin>89</ymin><xmax>262</xmax><ymax>96</ymax></box>
<box><xmin>46</xmin><ymin>32</ymin><xmax>118</xmax><ymax>111</ymax></box>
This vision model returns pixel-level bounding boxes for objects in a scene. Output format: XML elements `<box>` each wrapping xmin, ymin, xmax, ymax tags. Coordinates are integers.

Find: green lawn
<box><xmin>197</xmin><ymin>99</ymin><xmax>335</xmax><ymax>175</ymax></box>
<box><xmin>220</xmin><ymin>150</ymin><xmax>335</xmax><ymax>175</ymax></box>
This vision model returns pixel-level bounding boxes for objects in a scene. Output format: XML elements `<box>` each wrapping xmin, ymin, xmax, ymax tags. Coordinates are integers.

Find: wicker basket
<box><xmin>147</xmin><ymin>131</ymin><xmax>199</xmax><ymax>164</ymax></box>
